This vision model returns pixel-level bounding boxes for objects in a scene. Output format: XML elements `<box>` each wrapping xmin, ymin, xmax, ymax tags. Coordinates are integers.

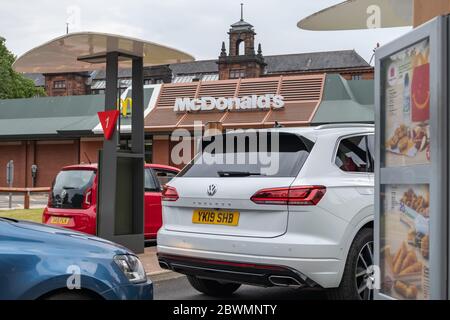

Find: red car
<box><xmin>42</xmin><ymin>163</ymin><xmax>179</xmax><ymax>240</ymax></box>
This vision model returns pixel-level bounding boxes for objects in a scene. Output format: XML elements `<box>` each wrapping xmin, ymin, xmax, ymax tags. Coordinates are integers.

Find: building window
<box><xmin>229</xmin><ymin>69</ymin><xmax>246</xmax><ymax>79</ymax></box>
<box><xmin>144</xmin><ymin>78</ymin><xmax>164</xmax><ymax>85</ymax></box>
<box><xmin>145</xmin><ymin>139</ymin><xmax>153</xmax><ymax>163</ymax></box>
<box><xmin>53</xmin><ymin>80</ymin><xmax>66</xmax><ymax>89</ymax></box>
<box><xmin>119</xmin><ymin>136</ymin><xmax>153</xmax><ymax>162</ymax></box>
<box><xmin>236</xmin><ymin>40</ymin><xmax>245</xmax><ymax>55</ymax></box>
<box><xmin>351</xmin><ymin>74</ymin><xmax>362</xmax><ymax>80</ymax></box>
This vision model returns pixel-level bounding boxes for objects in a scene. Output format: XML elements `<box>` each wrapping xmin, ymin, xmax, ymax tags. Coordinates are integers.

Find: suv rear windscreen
<box><xmin>178</xmin><ymin>132</ymin><xmax>314</xmax><ymax>178</ymax></box>
<box><xmin>49</xmin><ymin>170</ymin><xmax>95</xmax><ymax>209</ymax></box>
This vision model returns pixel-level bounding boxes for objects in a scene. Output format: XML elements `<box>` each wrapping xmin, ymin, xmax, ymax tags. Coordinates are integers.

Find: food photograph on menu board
<box><xmin>380</xmin><ymin>184</ymin><xmax>430</xmax><ymax>300</ymax></box>
<box><xmin>383</xmin><ymin>39</ymin><xmax>430</xmax><ymax>167</ymax></box>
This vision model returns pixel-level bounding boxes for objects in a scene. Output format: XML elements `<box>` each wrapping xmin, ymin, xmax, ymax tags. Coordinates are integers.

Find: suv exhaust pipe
<box><xmin>159</xmin><ymin>261</ymin><xmax>170</xmax><ymax>270</ymax></box>
<box><xmin>268</xmin><ymin>275</ymin><xmax>303</xmax><ymax>288</ymax></box>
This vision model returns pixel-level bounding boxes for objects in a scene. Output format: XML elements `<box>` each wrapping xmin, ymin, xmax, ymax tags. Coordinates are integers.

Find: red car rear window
<box><xmin>49</xmin><ymin>170</ymin><xmax>95</xmax><ymax>209</ymax></box>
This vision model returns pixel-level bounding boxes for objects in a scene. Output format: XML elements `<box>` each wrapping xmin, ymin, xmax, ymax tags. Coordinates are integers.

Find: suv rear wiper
<box><xmin>217</xmin><ymin>171</ymin><xmax>265</xmax><ymax>177</ymax></box>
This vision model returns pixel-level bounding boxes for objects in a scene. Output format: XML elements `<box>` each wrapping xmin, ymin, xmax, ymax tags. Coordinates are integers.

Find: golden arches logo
<box><xmin>117</xmin><ymin>97</ymin><xmax>132</xmax><ymax>117</ymax></box>
<box><xmin>412</xmin><ymin>91</ymin><xmax>430</xmax><ymax>110</ymax></box>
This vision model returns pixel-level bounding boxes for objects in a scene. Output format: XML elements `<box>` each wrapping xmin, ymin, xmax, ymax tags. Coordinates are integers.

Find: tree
<box><xmin>0</xmin><ymin>37</ymin><xmax>46</xmax><ymax>99</ymax></box>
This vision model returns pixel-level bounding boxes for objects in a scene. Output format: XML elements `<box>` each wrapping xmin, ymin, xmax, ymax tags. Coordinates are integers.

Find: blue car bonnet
<box><xmin>0</xmin><ymin>217</ymin><xmax>140</xmax><ymax>300</ymax></box>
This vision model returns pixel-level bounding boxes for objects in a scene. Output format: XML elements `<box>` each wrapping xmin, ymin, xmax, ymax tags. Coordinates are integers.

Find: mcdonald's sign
<box><xmin>118</xmin><ymin>97</ymin><xmax>132</xmax><ymax>117</ymax></box>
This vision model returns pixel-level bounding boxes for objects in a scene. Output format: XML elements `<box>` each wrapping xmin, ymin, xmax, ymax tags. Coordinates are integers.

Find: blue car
<box><xmin>0</xmin><ymin>216</ymin><xmax>153</xmax><ymax>300</ymax></box>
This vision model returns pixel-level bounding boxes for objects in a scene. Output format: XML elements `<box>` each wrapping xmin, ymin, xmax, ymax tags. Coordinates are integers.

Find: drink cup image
<box><xmin>411</xmin><ymin>63</ymin><xmax>430</xmax><ymax>123</ymax></box>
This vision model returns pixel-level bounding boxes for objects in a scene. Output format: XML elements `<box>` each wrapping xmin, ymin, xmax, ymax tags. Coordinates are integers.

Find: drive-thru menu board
<box><xmin>380</xmin><ymin>39</ymin><xmax>431</xmax><ymax>300</ymax></box>
<box><xmin>376</xmin><ymin>16</ymin><xmax>447</xmax><ymax>300</ymax></box>
<box><xmin>381</xmin><ymin>184</ymin><xmax>430</xmax><ymax>299</ymax></box>
<box><xmin>384</xmin><ymin>39</ymin><xmax>430</xmax><ymax>167</ymax></box>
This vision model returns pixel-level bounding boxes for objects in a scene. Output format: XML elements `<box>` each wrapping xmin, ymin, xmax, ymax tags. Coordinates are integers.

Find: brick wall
<box><xmin>168</xmin><ymin>138</ymin><xmax>196</xmax><ymax>169</ymax></box>
<box><xmin>34</xmin><ymin>141</ymin><xmax>79</xmax><ymax>187</ymax></box>
<box><xmin>218</xmin><ymin>60</ymin><xmax>265</xmax><ymax>80</ymax></box>
<box><xmin>152</xmin><ymin>136</ymin><xmax>196</xmax><ymax>169</ymax></box>
<box><xmin>229</xmin><ymin>32</ymin><xmax>255</xmax><ymax>56</ymax></box>
<box><xmin>152</xmin><ymin>136</ymin><xmax>171</xmax><ymax>166</ymax></box>
<box><xmin>44</xmin><ymin>73</ymin><xmax>90</xmax><ymax>97</ymax></box>
<box><xmin>80</xmin><ymin>139</ymin><xmax>103</xmax><ymax>164</ymax></box>
<box><xmin>218</xmin><ymin>26</ymin><xmax>266</xmax><ymax>80</ymax></box>
<box><xmin>0</xmin><ymin>140</ymin><xmax>81</xmax><ymax>188</ymax></box>
<box><xmin>0</xmin><ymin>142</ymin><xmax>27</xmax><ymax>188</ymax></box>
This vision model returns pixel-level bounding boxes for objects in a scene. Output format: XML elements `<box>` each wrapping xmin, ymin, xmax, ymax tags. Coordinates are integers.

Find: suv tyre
<box><xmin>187</xmin><ymin>276</ymin><xmax>241</xmax><ymax>297</ymax></box>
<box><xmin>328</xmin><ymin>228</ymin><xmax>374</xmax><ymax>300</ymax></box>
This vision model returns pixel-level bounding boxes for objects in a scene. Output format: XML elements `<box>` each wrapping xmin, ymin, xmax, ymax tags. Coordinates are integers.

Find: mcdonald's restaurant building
<box><xmin>146</xmin><ymin>73</ymin><xmax>374</xmax><ymax>166</ymax></box>
<box><xmin>0</xmin><ymin>14</ymin><xmax>376</xmax><ymax>188</ymax></box>
<box><xmin>0</xmin><ymin>73</ymin><xmax>373</xmax><ymax>188</ymax></box>
<box><xmin>3</xmin><ymin>17</ymin><xmax>380</xmax><ymax>188</ymax></box>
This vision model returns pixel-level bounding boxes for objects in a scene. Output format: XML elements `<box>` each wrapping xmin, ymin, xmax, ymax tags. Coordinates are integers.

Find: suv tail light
<box><xmin>82</xmin><ymin>188</ymin><xmax>93</xmax><ymax>209</ymax></box>
<box><xmin>250</xmin><ymin>186</ymin><xmax>326</xmax><ymax>206</ymax></box>
<box><xmin>162</xmin><ymin>185</ymin><xmax>179</xmax><ymax>202</ymax></box>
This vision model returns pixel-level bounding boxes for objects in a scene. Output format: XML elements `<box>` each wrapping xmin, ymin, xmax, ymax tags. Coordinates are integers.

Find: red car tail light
<box><xmin>162</xmin><ymin>185</ymin><xmax>179</xmax><ymax>202</ymax></box>
<box><xmin>251</xmin><ymin>186</ymin><xmax>326</xmax><ymax>206</ymax></box>
<box><xmin>82</xmin><ymin>188</ymin><xmax>93</xmax><ymax>209</ymax></box>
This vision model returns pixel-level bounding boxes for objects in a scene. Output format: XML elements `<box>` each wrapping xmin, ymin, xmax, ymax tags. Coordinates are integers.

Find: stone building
<box><xmin>217</xmin><ymin>14</ymin><xmax>266</xmax><ymax>80</ymax></box>
<box><xmin>23</xmin><ymin>11</ymin><xmax>373</xmax><ymax>96</ymax></box>
<box><xmin>44</xmin><ymin>72</ymin><xmax>91</xmax><ymax>96</ymax></box>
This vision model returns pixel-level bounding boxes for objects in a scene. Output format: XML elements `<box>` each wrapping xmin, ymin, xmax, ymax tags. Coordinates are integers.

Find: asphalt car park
<box><xmin>138</xmin><ymin>245</ymin><xmax>328</xmax><ymax>300</ymax></box>
<box><xmin>154</xmin><ymin>275</ymin><xmax>327</xmax><ymax>300</ymax></box>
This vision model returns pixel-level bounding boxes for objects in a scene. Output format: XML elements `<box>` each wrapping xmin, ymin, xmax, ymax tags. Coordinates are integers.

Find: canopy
<box><xmin>298</xmin><ymin>0</ymin><xmax>412</xmax><ymax>31</ymax></box>
<box><xmin>13</xmin><ymin>32</ymin><xmax>195</xmax><ymax>73</ymax></box>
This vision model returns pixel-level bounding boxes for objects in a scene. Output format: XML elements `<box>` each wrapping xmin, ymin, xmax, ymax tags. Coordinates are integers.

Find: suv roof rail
<box><xmin>314</xmin><ymin>123</ymin><xmax>374</xmax><ymax>130</ymax></box>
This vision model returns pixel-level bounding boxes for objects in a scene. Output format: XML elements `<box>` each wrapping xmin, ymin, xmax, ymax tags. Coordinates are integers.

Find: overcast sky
<box><xmin>0</xmin><ymin>0</ymin><xmax>411</xmax><ymax>64</ymax></box>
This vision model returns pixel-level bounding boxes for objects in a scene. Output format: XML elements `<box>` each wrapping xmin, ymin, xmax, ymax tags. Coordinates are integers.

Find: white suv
<box><xmin>157</xmin><ymin>125</ymin><xmax>375</xmax><ymax>300</ymax></box>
